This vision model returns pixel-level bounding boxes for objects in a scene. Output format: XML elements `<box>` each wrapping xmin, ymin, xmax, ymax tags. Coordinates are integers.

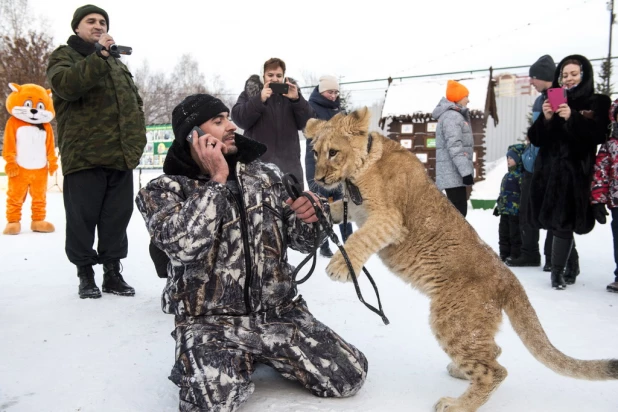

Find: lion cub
<box><xmin>304</xmin><ymin>107</ymin><xmax>618</xmax><ymax>412</ymax></box>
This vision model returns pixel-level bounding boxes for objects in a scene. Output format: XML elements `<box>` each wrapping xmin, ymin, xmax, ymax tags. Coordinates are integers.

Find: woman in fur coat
<box><xmin>527</xmin><ymin>54</ymin><xmax>611</xmax><ymax>290</ymax></box>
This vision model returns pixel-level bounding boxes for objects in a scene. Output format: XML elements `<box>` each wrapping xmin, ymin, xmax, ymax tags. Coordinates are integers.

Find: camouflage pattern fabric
<box><xmin>135</xmin><ymin>160</ymin><xmax>330</xmax><ymax>317</ymax></box>
<box><xmin>46</xmin><ymin>45</ymin><xmax>146</xmax><ymax>176</ymax></box>
<box><xmin>172</xmin><ymin>296</ymin><xmax>368</xmax><ymax>412</ymax></box>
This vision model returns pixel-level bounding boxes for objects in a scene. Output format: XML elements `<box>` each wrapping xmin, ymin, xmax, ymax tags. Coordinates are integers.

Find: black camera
<box><xmin>109</xmin><ymin>44</ymin><xmax>132</xmax><ymax>58</ymax></box>
<box><xmin>95</xmin><ymin>42</ymin><xmax>132</xmax><ymax>58</ymax></box>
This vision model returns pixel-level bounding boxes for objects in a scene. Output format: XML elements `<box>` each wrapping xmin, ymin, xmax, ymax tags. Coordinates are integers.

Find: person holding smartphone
<box><xmin>527</xmin><ymin>54</ymin><xmax>611</xmax><ymax>290</ymax></box>
<box><xmin>232</xmin><ymin>58</ymin><xmax>315</xmax><ymax>186</ymax></box>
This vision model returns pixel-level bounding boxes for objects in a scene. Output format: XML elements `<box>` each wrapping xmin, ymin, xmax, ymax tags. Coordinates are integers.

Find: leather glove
<box><xmin>462</xmin><ymin>174</ymin><xmax>474</xmax><ymax>186</ymax></box>
<box><xmin>5</xmin><ymin>162</ymin><xmax>19</xmax><ymax>177</ymax></box>
<box><xmin>592</xmin><ymin>203</ymin><xmax>608</xmax><ymax>224</ymax></box>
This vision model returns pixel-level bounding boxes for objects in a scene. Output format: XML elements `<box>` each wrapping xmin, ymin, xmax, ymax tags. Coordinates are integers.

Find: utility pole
<box><xmin>608</xmin><ymin>0</ymin><xmax>615</xmax><ymax>93</ymax></box>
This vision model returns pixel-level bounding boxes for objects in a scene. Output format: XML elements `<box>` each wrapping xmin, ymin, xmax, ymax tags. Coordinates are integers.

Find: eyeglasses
<box><xmin>324</xmin><ymin>90</ymin><xmax>340</xmax><ymax>96</ymax></box>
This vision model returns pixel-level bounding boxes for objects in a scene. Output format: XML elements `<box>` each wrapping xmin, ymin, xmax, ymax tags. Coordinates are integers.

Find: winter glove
<box><xmin>5</xmin><ymin>162</ymin><xmax>19</xmax><ymax>177</ymax></box>
<box><xmin>48</xmin><ymin>163</ymin><xmax>58</xmax><ymax>176</ymax></box>
<box><xmin>493</xmin><ymin>207</ymin><xmax>499</xmax><ymax>217</ymax></box>
<box><xmin>592</xmin><ymin>203</ymin><xmax>608</xmax><ymax>224</ymax></box>
<box><xmin>462</xmin><ymin>174</ymin><xmax>474</xmax><ymax>186</ymax></box>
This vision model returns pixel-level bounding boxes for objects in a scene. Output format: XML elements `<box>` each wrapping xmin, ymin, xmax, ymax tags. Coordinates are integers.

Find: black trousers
<box><xmin>63</xmin><ymin>168</ymin><xmax>134</xmax><ymax>267</ymax></box>
<box><xmin>445</xmin><ymin>186</ymin><xmax>468</xmax><ymax>217</ymax></box>
<box><xmin>499</xmin><ymin>214</ymin><xmax>521</xmax><ymax>259</ymax></box>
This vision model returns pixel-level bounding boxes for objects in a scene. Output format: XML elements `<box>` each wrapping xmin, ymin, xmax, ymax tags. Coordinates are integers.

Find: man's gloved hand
<box><xmin>462</xmin><ymin>174</ymin><xmax>474</xmax><ymax>186</ymax></box>
<box><xmin>493</xmin><ymin>207</ymin><xmax>499</xmax><ymax>217</ymax></box>
<box><xmin>592</xmin><ymin>203</ymin><xmax>609</xmax><ymax>224</ymax></box>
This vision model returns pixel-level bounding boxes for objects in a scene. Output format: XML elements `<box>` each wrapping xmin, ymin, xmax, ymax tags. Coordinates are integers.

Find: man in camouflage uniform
<box><xmin>136</xmin><ymin>94</ymin><xmax>367</xmax><ymax>412</ymax></box>
<box><xmin>46</xmin><ymin>4</ymin><xmax>146</xmax><ymax>299</ymax></box>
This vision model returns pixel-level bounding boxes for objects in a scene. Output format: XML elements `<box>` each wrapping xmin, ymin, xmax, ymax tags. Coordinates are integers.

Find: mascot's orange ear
<box><xmin>9</xmin><ymin>83</ymin><xmax>20</xmax><ymax>93</ymax></box>
<box><xmin>46</xmin><ymin>89</ymin><xmax>52</xmax><ymax>99</ymax></box>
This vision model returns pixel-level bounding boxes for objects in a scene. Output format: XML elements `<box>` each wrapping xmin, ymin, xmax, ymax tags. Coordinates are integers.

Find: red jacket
<box><xmin>591</xmin><ymin>136</ymin><xmax>618</xmax><ymax>208</ymax></box>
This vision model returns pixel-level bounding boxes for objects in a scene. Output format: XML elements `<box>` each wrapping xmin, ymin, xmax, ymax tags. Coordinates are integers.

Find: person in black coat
<box><xmin>232</xmin><ymin>58</ymin><xmax>315</xmax><ymax>184</ymax></box>
<box><xmin>304</xmin><ymin>75</ymin><xmax>353</xmax><ymax>257</ymax></box>
<box><xmin>527</xmin><ymin>54</ymin><xmax>611</xmax><ymax>290</ymax></box>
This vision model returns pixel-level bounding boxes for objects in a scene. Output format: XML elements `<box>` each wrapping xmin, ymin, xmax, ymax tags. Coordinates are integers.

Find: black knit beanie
<box><xmin>529</xmin><ymin>55</ymin><xmax>555</xmax><ymax>82</ymax></box>
<box><xmin>71</xmin><ymin>5</ymin><xmax>109</xmax><ymax>33</ymax></box>
<box><xmin>171</xmin><ymin>94</ymin><xmax>230</xmax><ymax>145</ymax></box>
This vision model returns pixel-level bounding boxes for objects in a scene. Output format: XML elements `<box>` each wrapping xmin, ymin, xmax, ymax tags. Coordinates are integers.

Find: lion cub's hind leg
<box><xmin>432</xmin><ymin>306</ymin><xmax>507</xmax><ymax>412</ymax></box>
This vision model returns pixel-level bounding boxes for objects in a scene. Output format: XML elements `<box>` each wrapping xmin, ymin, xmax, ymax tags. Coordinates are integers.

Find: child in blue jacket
<box><xmin>494</xmin><ymin>144</ymin><xmax>526</xmax><ymax>261</ymax></box>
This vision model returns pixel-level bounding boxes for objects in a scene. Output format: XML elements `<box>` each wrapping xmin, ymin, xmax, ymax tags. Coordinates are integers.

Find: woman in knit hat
<box><xmin>431</xmin><ymin>80</ymin><xmax>475</xmax><ymax>217</ymax></box>
<box><xmin>304</xmin><ymin>75</ymin><xmax>353</xmax><ymax>257</ymax></box>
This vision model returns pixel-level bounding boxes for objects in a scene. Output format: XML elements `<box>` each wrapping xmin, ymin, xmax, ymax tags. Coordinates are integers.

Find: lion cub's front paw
<box><xmin>325</xmin><ymin>251</ymin><xmax>353</xmax><ymax>282</ymax></box>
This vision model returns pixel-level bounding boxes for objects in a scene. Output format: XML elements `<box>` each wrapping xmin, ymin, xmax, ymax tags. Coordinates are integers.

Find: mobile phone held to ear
<box><xmin>547</xmin><ymin>87</ymin><xmax>568</xmax><ymax>112</ymax></box>
<box><xmin>186</xmin><ymin>126</ymin><xmax>205</xmax><ymax>143</ymax></box>
<box><xmin>269</xmin><ymin>83</ymin><xmax>289</xmax><ymax>94</ymax></box>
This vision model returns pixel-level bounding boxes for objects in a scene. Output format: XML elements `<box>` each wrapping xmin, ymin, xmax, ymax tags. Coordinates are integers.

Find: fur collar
<box><xmin>244</xmin><ymin>74</ymin><xmax>301</xmax><ymax>98</ymax></box>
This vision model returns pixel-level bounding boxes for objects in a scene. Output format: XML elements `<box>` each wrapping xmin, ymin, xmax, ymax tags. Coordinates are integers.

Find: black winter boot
<box><xmin>319</xmin><ymin>241</ymin><xmax>334</xmax><ymax>258</ymax></box>
<box><xmin>506</xmin><ymin>254</ymin><xmax>541</xmax><ymax>267</ymax></box>
<box><xmin>563</xmin><ymin>247</ymin><xmax>580</xmax><ymax>285</ymax></box>
<box><xmin>550</xmin><ymin>237</ymin><xmax>572</xmax><ymax>290</ymax></box>
<box><xmin>77</xmin><ymin>265</ymin><xmax>101</xmax><ymax>299</ymax></box>
<box><xmin>102</xmin><ymin>261</ymin><xmax>135</xmax><ymax>296</ymax></box>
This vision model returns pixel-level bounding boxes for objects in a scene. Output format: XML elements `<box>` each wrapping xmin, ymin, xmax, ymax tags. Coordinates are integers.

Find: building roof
<box><xmin>380</xmin><ymin>76</ymin><xmax>492</xmax><ymax>118</ymax></box>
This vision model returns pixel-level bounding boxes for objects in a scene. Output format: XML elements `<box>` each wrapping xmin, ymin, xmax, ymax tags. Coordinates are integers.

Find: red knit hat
<box><xmin>446</xmin><ymin>80</ymin><xmax>469</xmax><ymax>103</ymax></box>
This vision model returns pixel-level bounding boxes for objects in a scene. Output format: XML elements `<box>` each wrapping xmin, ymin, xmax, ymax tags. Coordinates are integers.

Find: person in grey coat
<box><xmin>432</xmin><ymin>80</ymin><xmax>475</xmax><ymax>217</ymax></box>
<box><xmin>136</xmin><ymin>94</ymin><xmax>367</xmax><ymax>412</ymax></box>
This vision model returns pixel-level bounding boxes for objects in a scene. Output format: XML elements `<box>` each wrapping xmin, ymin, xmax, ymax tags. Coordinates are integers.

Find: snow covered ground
<box><xmin>1</xmin><ymin>160</ymin><xmax>617</xmax><ymax>412</ymax></box>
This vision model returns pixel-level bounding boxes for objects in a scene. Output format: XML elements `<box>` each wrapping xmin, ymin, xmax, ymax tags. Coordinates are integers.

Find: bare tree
<box><xmin>133</xmin><ymin>54</ymin><xmax>235</xmax><ymax>126</ymax></box>
<box><xmin>0</xmin><ymin>0</ymin><xmax>56</xmax><ymax>144</ymax></box>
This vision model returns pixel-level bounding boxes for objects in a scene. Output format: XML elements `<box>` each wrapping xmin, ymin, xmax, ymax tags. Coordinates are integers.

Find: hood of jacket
<box><xmin>553</xmin><ymin>54</ymin><xmax>595</xmax><ymax>103</ymax></box>
<box><xmin>432</xmin><ymin>96</ymin><xmax>469</xmax><ymax>120</ymax></box>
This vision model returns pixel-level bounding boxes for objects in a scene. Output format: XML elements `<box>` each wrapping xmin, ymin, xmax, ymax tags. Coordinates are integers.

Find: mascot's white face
<box><xmin>8</xmin><ymin>83</ymin><xmax>55</xmax><ymax>125</ymax></box>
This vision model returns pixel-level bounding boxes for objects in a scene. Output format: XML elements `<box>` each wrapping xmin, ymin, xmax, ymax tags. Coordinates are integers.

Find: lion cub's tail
<box><xmin>504</xmin><ymin>280</ymin><xmax>618</xmax><ymax>380</ymax></box>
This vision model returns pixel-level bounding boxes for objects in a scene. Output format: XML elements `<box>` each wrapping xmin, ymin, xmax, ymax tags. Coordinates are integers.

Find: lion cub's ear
<box><xmin>344</xmin><ymin>106</ymin><xmax>371</xmax><ymax>135</ymax></box>
<box><xmin>304</xmin><ymin>118</ymin><xmax>325</xmax><ymax>141</ymax></box>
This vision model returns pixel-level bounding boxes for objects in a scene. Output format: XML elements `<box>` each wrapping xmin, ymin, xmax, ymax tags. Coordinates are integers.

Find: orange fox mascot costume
<box><xmin>2</xmin><ymin>83</ymin><xmax>58</xmax><ymax>235</ymax></box>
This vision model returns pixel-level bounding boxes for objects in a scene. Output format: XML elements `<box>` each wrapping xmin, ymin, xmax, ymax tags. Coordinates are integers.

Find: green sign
<box><xmin>426</xmin><ymin>138</ymin><xmax>436</xmax><ymax>148</ymax></box>
<box><xmin>154</xmin><ymin>140</ymin><xmax>173</xmax><ymax>155</ymax></box>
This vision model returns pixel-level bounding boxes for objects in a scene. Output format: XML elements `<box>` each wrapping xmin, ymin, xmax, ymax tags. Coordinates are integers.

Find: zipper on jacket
<box><xmin>228</xmin><ymin>177</ymin><xmax>254</xmax><ymax>314</ymax></box>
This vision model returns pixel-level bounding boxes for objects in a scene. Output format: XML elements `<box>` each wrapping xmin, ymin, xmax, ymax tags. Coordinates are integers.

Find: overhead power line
<box><xmin>300</xmin><ymin>56</ymin><xmax>618</xmax><ymax>90</ymax></box>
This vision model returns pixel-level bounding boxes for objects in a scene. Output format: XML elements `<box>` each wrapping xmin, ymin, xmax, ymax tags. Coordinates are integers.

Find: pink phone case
<box><xmin>547</xmin><ymin>87</ymin><xmax>567</xmax><ymax>112</ymax></box>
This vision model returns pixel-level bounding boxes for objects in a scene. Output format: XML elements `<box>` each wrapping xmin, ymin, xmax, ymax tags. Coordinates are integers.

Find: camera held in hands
<box><xmin>95</xmin><ymin>42</ymin><xmax>133</xmax><ymax>58</ymax></box>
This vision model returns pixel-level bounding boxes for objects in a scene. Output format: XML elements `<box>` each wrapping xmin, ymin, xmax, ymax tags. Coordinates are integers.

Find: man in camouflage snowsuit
<box><xmin>46</xmin><ymin>4</ymin><xmax>146</xmax><ymax>299</ymax></box>
<box><xmin>135</xmin><ymin>94</ymin><xmax>367</xmax><ymax>412</ymax></box>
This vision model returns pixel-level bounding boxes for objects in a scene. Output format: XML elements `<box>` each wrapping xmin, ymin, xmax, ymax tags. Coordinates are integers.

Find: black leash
<box><xmin>282</xmin><ymin>173</ymin><xmax>390</xmax><ymax>325</ymax></box>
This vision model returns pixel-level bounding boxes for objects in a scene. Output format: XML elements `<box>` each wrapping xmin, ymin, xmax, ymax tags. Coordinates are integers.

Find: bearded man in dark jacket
<box><xmin>136</xmin><ymin>94</ymin><xmax>367</xmax><ymax>412</ymax></box>
<box><xmin>527</xmin><ymin>54</ymin><xmax>611</xmax><ymax>290</ymax></box>
<box><xmin>46</xmin><ymin>4</ymin><xmax>146</xmax><ymax>299</ymax></box>
<box><xmin>232</xmin><ymin>58</ymin><xmax>315</xmax><ymax>185</ymax></box>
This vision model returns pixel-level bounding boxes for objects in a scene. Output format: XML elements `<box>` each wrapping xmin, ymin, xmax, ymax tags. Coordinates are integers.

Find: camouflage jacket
<box><xmin>46</xmin><ymin>41</ymin><xmax>146</xmax><ymax>175</ymax></box>
<box><xmin>135</xmin><ymin>159</ymin><xmax>330</xmax><ymax>317</ymax></box>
